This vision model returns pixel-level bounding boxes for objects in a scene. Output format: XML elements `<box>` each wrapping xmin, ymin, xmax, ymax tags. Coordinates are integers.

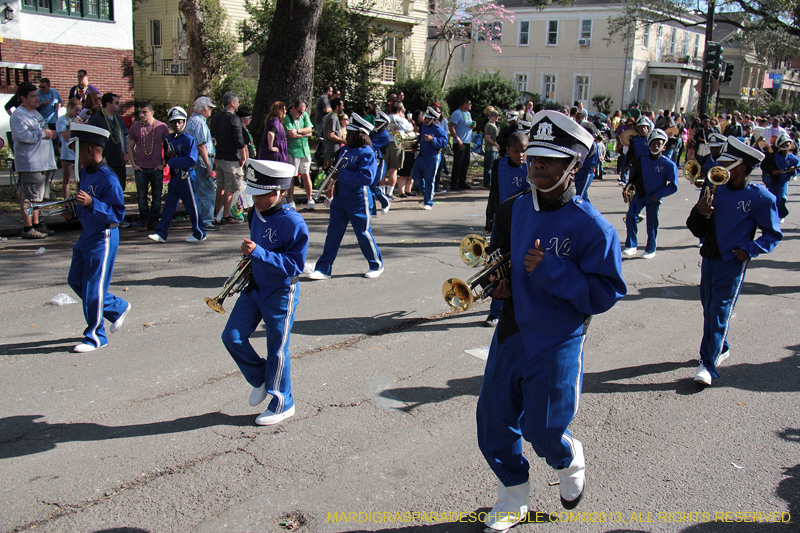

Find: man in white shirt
<box><xmin>383</xmin><ymin>101</ymin><xmax>413</xmax><ymax>198</ymax></box>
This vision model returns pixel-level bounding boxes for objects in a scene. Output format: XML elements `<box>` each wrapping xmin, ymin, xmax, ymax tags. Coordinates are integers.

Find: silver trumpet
<box><xmin>205</xmin><ymin>256</ymin><xmax>253</xmax><ymax>314</ymax></box>
<box><xmin>23</xmin><ymin>197</ymin><xmax>77</xmax><ymax>217</ymax></box>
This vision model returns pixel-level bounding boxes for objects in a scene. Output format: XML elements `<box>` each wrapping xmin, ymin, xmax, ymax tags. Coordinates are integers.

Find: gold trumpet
<box><xmin>459</xmin><ymin>234</ymin><xmax>488</xmax><ymax>268</ymax></box>
<box><xmin>205</xmin><ymin>256</ymin><xmax>253</xmax><ymax>314</ymax></box>
<box><xmin>23</xmin><ymin>197</ymin><xmax>77</xmax><ymax>217</ymax></box>
<box><xmin>313</xmin><ymin>155</ymin><xmax>345</xmax><ymax>203</ymax></box>
<box><xmin>443</xmin><ymin>252</ymin><xmax>511</xmax><ymax>311</ymax></box>
<box><xmin>393</xmin><ymin>131</ymin><xmax>418</xmax><ymax>152</ymax></box>
<box><xmin>703</xmin><ymin>166</ymin><xmax>730</xmax><ymax>206</ymax></box>
<box><xmin>683</xmin><ymin>160</ymin><xmax>704</xmax><ymax>188</ymax></box>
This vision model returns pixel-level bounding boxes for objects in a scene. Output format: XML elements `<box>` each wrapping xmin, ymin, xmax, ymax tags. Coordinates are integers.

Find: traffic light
<box><xmin>723</xmin><ymin>62</ymin><xmax>735</xmax><ymax>83</ymax></box>
<box><xmin>704</xmin><ymin>41</ymin><xmax>724</xmax><ymax>79</ymax></box>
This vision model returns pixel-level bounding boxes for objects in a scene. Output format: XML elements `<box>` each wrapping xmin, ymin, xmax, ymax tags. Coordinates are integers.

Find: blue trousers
<box><xmin>477</xmin><ymin>331</ymin><xmax>585</xmax><ymax>488</ymax></box>
<box><xmin>195</xmin><ymin>162</ymin><xmax>216</xmax><ymax>226</ymax></box>
<box><xmin>68</xmin><ymin>229</ymin><xmax>130</xmax><ymax>348</ymax></box>
<box><xmin>699</xmin><ymin>257</ymin><xmax>747</xmax><ymax>379</ymax></box>
<box><xmin>624</xmin><ymin>195</ymin><xmax>661</xmax><ymax>253</ymax></box>
<box><xmin>410</xmin><ymin>153</ymin><xmax>440</xmax><ymax>207</ymax></box>
<box><xmin>154</xmin><ymin>174</ymin><xmax>205</xmax><ymax>241</ymax></box>
<box><xmin>370</xmin><ymin>158</ymin><xmax>390</xmax><ymax>215</ymax></box>
<box><xmin>222</xmin><ymin>285</ymin><xmax>299</xmax><ymax>414</ymax></box>
<box><xmin>315</xmin><ymin>197</ymin><xmax>383</xmax><ymax>275</ymax></box>
<box><xmin>767</xmin><ymin>180</ymin><xmax>789</xmax><ymax>219</ymax></box>
<box><xmin>134</xmin><ymin>168</ymin><xmax>163</xmax><ymax>225</ymax></box>
<box><xmin>574</xmin><ymin>170</ymin><xmax>594</xmax><ymax>201</ymax></box>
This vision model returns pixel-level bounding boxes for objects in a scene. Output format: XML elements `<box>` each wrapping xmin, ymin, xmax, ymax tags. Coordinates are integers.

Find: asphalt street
<box><xmin>0</xmin><ymin>174</ymin><xmax>798</xmax><ymax>533</ymax></box>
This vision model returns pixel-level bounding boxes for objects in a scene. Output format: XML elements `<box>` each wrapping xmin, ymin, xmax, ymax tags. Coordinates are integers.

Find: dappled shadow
<box><xmin>120</xmin><ymin>275</ymin><xmax>226</xmax><ymax>289</ymax></box>
<box><xmin>290</xmin><ymin>309</ymin><xmax>484</xmax><ymax>337</ymax></box>
<box><xmin>0</xmin><ymin>338</ymin><xmax>78</xmax><ymax>357</ymax></box>
<box><xmin>379</xmin><ymin>375</ymin><xmax>483</xmax><ymax>413</ymax></box>
<box><xmin>0</xmin><ymin>412</ymin><xmax>254</xmax><ymax>460</ymax></box>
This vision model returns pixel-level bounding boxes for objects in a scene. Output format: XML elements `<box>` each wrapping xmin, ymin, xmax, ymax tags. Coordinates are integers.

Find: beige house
<box><xmin>429</xmin><ymin>0</ymin><xmax>707</xmax><ymax>114</ymax></box>
<box><xmin>133</xmin><ymin>0</ymin><xmax>428</xmax><ymax>104</ymax></box>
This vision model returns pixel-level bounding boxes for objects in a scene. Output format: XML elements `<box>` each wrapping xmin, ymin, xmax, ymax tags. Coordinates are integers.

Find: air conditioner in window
<box><xmin>578</xmin><ymin>38</ymin><xmax>591</xmax><ymax>47</ymax></box>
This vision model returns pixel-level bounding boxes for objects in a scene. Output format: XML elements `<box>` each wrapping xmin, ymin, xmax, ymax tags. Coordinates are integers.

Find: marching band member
<box><xmin>148</xmin><ymin>106</ymin><xmax>206</xmax><ymax>243</ymax></box>
<box><xmin>761</xmin><ymin>133</ymin><xmax>798</xmax><ymax>222</ymax></box>
<box><xmin>497</xmin><ymin>110</ymin><xmax>519</xmax><ymax>157</ymax></box>
<box><xmin>477</xmin><ymin>111</ymin><xmax>626</xmax><ymax>531</ymax></box>
<box><xmin>369</xmin><ymin>111</ymin><xmax>392</xmax><ymax>215</ymax></box>
<box><xmin>307</xmin><ymin>113</ymin><xmax>384</xmax><ymax>279</ymax></box>
<box><xmin>410</xmin><ymin>106</ymin><xmax>448</xmax><ymax>210</ymax></box>
<box><xmin>698</xmin><ymin>132</ymin><xmax>727</xmax><ymax>189</ymax></box>
<box><xmin>221</xmin><ymin>160</ymin><xmax>309</xmax><ymax>425</ymax></box>
<box><xmin>483</xmin><ymin>131</ymin><xmax>529</xmax><ymax>327</ymax></box>
<box><xmin>621</xmin><ymin>116</ymin><xmax>652</xmax><ymax>186</ymax></box>
<box><xmin>686</xmin><ymin>137</ymin><xmax>781</xmax><ymax>386</ymax></box>
<box><xmin>64</xmin><ymin>124</ymin><xmax>131</xmax><ymax>352</ymax></box>
<box><xmin>621</xmin><ymin>129</ymin><xmax>678</xmax><ymax>259</ymax></box>
<box><xmin>573</xmin><ymin>123</ymin><xmax>599</xmax><ymax>201</ymax></box>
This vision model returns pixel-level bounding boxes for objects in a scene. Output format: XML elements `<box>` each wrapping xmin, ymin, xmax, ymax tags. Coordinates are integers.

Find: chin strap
<box><xmin>650</xmin><ymin>148</ymin><xmax>664</xmax><ymax>156</ymax></box>
<box><xmin>724</xmin><ymin>158</ymin><xmax>743</xmax><ymax>172</ymax></box>
<box><xmin>528</xmin><ymin>156</ymin><xmax>579</xmax><ymax>212</ymax></box>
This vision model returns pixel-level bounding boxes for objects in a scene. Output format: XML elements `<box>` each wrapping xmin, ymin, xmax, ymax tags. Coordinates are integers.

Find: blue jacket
<box><xmin>419</xmin><ymin>123</ymin><xmax>448</xmax><ymax>158</ymax></box>
<box><xmin>76</xmin><ymin>160</ymin><xmax>126</xmax><ymax>239</ymax></box>
<box><xmin>631</xmin><ymin>154</ymin><xmax>678</xmax><ymax>199</ymax></box>
<box><xmin>371</xmin><ymin>129</ymin><xmax>391</xmax><ymax>157</ymax></box>
<box><xmin>165</xmin><ymin>132</ymin><xmax>198</xmax><ymax>180</ymax></box>
<box><xmin>494</xmin><ymin>188</ymin><xmax>626</xmax><ymax>354</ymax></box>
<box><xmin>625</xmin><ymin>134</ymin><xmax>650</xmax><ymax>168</ymax></box>
<box><xmin>332</xmin><ymin>146</ymin><xmax>377</xmax><ymax>212</ymax></box>
<box><xmin>248</xmin><ymin>202</ymin><xmax>309</xmax><ymax>300</ymax></box>
<box><xmin>712</xmin><ymin>183</ymin><xmax>781</xmax><ymax>261</ymax></box>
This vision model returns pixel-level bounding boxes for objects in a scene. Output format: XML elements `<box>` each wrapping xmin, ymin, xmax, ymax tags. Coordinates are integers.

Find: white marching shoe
<box><xmin>557</xmin><ymin>439</ymin><xmax>586</xmax><ymax>509</ymax></box>
<box><xmin>694</xmin><ymin>362</ymin><xmax>712</xmax><ymax>385</ymax></box>
<box><xmin>484</xmin><ymin>480</ymin><xmax>529</xmax><ymax>531</ymax></box>
<box><xmin>249</xmin><ymin>383</ymin><xmax>268</xmax><ymax>406</ymax></box>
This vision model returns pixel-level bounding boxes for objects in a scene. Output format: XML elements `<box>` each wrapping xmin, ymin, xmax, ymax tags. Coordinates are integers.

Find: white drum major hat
<box><xmin>346</xmin><ymin>112</ymin><xmax>374</xmax><ymax>135</ymax></box>
<box><xmin>244</xmin><ymin>160</ymin><xmax>296</xmax><ymax>195</ymax></box>
<box><xmin>526</xmin><ymin>110</ymin><xmax>594</xmax><ymax>164</ymax></box>
<box><xmin>707</xmin><ymin>132</ymin><xmax>727</xmax><ymax>148</ymax></box>
<box><xmin>720</xmin><ymin>136</ymin><xmax>765</xmax><ymax>168</ymax></box>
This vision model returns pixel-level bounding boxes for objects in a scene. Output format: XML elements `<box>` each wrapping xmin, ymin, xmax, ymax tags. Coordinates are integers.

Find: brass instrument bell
<box><xmin>459</xmin><ymin>234</ymin><xmax>488</xmax><ymax>268</ymax></box>
<box><xmin>683</xmin><ymin>160</ymin><xmax>704</xmax><ymax>187</ymax></box>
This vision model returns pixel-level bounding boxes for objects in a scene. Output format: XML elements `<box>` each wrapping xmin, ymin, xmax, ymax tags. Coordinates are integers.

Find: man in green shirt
<box><xmin>283</xmin><ymin>100</ymin><xmax>315</xmax><ymax>209</ymax></box>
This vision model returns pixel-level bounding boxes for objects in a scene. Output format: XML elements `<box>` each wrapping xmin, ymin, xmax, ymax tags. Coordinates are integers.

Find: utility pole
<box><xmin>699</xmin><ymin>0</ymin><xmax>715</xmax><ymax>116</ymax></box>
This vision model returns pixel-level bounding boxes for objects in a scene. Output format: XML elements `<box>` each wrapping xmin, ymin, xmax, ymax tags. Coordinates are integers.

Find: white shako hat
<box><xmin>167</xmin><ymin>106</ymin><xmax>188</xmax><ymax>122</ymax></box>
<box><xmin>635</xmin><ymin>116</ymin><xmax>652</xmax><ymax>129</ymax></box>
<box><xmin>526</xmin><ymin>110</ymin><xmax>594</xmax><ymax>164</ymax></box>
<box><xmin>67</xmin><ymin>123</ymin><xmax>110</xmax><ymax>148</ymax></box>
<box><xmin>707</xmin><ymin>132</ymin><xmax>727</xmax><ymax>148</ymax></box>
<box><xmin>375</xmin><ymin>111</ymin><xmax>390</xmax><ymax>125</ymax></box>
<box><xmin>423</xmin><ymin>106</ymin><xmax>440</xmax><ymax>120</ymax></box>
<box><xmin>719</xmin><ymin>136</ymin><xmax>765</xmax><ymax>168</ymax></box>
<box><xmin>244</xmin><ymin>160</ymin><xmax>296</xmax><ymax>196</ymax></box>
<box><xmin>506</xmin><ymin>110</ymin><xmax>519</xmax><ymax>122</ymax></box>
<box><xmin>346</xmin><ymin>112</ymin><xmax>374</xmax><ymax>135</ymax></box>
<box><xmin>647</xmin><ymin>128</ymin><xmax>669</xmax><ymax>145</ymax></box>
<box><xmin>516</xmin><ymin>119</ymin><xmax>532</xmax><ymax>135</ymax></box>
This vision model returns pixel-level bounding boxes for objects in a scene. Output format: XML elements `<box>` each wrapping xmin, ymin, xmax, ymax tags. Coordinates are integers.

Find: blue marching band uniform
<box><xmin>308</xmin><ymin>113</ymin><xmax>384</xmax><ymax>279</ymax></box>
<box><xmin>484</xmin><ymin>144</ymin><xmax>530</xmax><ymax>325</ymax></box>
<box><xmin>369</xmin><ymin>111</ymin><xmax>392</xmax><ymax>215</ymax></box>
<box><xmin>149</xmin><ymin>106</ymin><xmax>206</xmax><ymax>243</ymax></box>
<box><xmin>221</xmin><ymin>159</ymin><xmax>309</xmax><ymax>425</ymax></box>
<box><xmin>686</xmin><ymin>136</ymin><xmax>782</xmax><ymax>386</ymax></box>
<box><xmin>623</xmin><ymin>128</ymin><xmax>679</xmax><ymax>258</ymax></box>
<box><xmin>410</xmin><ymin>106</ymin><xmax>449</xmax><ymax>209</ymax></box>
<box><xmin>65</xmin><ymin>124</ymin><xmax>131</xmax><ymax>353</ymax></box>
<box><xmin>476</xmin><ymin>111</ymin><xmax>626</xmax><ymax>532</ymax></box>
<box><xmin>620</xmin><ymin>116</ymin><xmax>652</xmax><ymax>185</ymax></box>
<box><xmin>761</xmin><ymin>133</ymin><xmax>798</xmax><ymax>221</ymax></box>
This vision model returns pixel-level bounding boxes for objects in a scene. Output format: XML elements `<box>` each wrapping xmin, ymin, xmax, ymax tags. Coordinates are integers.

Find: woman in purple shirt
<box><xmin>257</xmin><ymin>101</ymin><xmax>288</xmax><ymax>163</ymax></box>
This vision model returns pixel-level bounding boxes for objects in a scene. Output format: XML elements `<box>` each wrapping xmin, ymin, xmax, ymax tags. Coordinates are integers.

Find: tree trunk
<box><xmin>252</xmin><ymin>0</ymin><xmax>324</xmax><ymax>143</ymax></box>
<box><xmin>178</xmin><ymin>0</ymin><xmax>211</xmax><ymax>97</ymax></box>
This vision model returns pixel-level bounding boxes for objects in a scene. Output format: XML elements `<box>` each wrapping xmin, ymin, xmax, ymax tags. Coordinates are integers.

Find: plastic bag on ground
<box><xmin>49</xmin><ymin>293</ymin><xmax>78</xmax><ymax>306</ymax></box>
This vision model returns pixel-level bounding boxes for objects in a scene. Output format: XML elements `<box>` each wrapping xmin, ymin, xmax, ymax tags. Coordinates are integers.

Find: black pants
<box><xmin>451</xmin><ymin>143</ymin><xmax>471</xmax><ymax>189</ymax></box>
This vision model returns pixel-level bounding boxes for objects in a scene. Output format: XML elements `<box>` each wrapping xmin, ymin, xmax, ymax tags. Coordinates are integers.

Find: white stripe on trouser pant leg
<box><xmin>574</xmin><ymin>335</ymin><xmax>586</xmax><ymax>416</ymax></box>
<box><xmin>360</xmin><ymin>187</ymin><xmax>382</xmax><ymax>269</ymax></box>
<box><xmin>272</xmin><ymin>283</ymin><xmax>296</xmax><ymax>414</ymax></box>
<box><xmin>89</xmin><ymin>229</ymin><xmax>112</xmax><ymax>347</ymax></box>
<box><xmin>715</xmin><ymin>260</ymin><xmax>748</xmax><ymax>366</ymax></box>
<box><xmin>186</xmin><ymin>176</ymin><xmax>203</xmax><ymax>235</ymax></box>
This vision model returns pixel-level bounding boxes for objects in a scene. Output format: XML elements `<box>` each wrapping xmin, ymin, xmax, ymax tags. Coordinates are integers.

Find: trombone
<box><xmin>205</xmin><ymin>256</ymin><xmax>253</xmax><ymax>314</ymax></box>
<box><xmin>683</xmin><ymin>160</ymin><xmax>704</xmax><ymax>188</ymax></box>
<box><xmin>23</xmin><ymin>197</ymin><xmax>77</xmax><ymax>217</ymax></box>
